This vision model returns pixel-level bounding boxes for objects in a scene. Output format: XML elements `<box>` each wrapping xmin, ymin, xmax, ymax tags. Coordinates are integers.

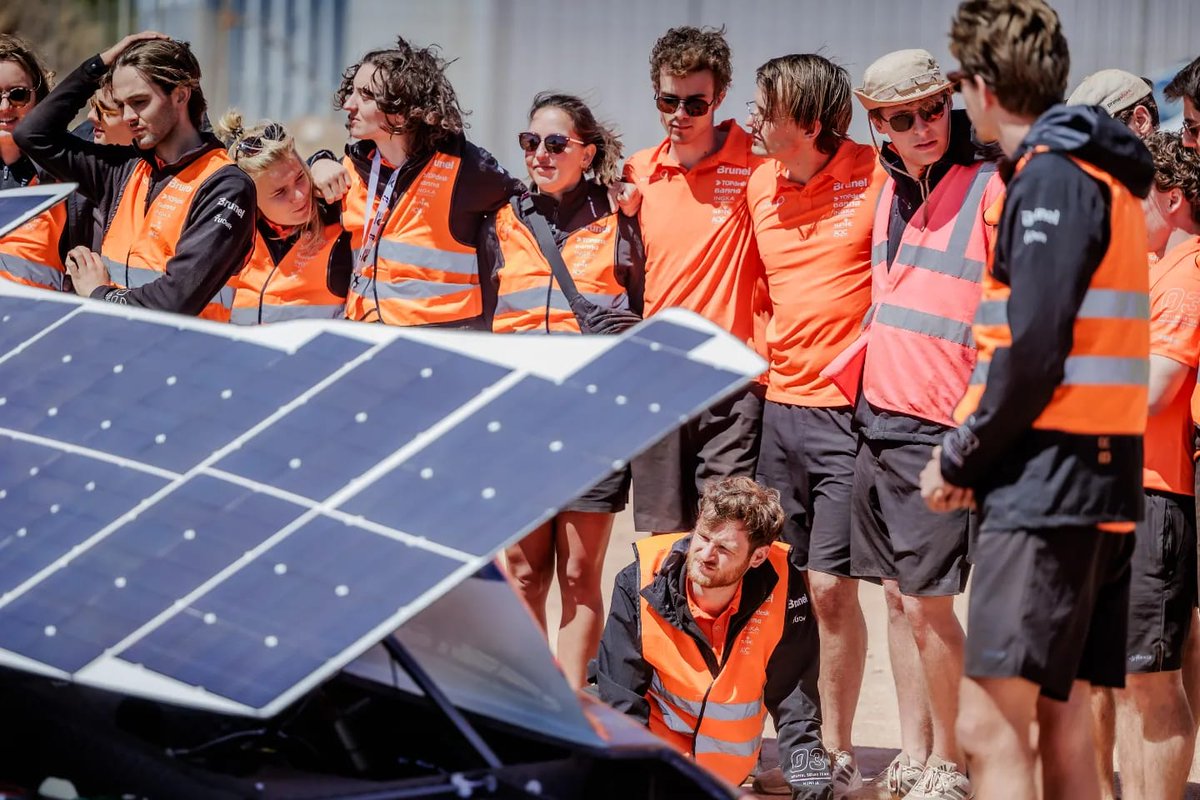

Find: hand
<box><xmin>920</xmin><ymin>446</ymin><xmax>974</xmax><ymax>512</ymax></box>
<box><xmin>608</xmin><ymin>180</ymin><xmax>641</xmax><ymax>216</ymax></box>
<box><xmin>310</xmin><ymin>159</ymin><xmax>351</xmax><ymax>203</ymax></box>
<box><xmin>99</xmin><ymin>32</ymin><xmax>171</xmax><ymax>67</ymax></box>
<box><xmin>64</xmin><ymin>246</ymin><xmax>112</xmax><ymax>298</ymax></box>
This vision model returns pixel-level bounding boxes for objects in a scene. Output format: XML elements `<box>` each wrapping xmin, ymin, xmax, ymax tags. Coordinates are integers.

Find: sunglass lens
<box><xmin>683</xmin><ymin>98</ymin><xmax>710</xmax><ymax>117</ymax></box>
<box><xmin>518</xmin><ymin>132</ymin><xmax>540</xmax><ymax>152</ymax></box>
<box><xmin>542</xmin><ymin>134</ymin><xmax>570</xmax><ymax>154</ymax></box>
<box><xmin>655</xmin><ymin>96</ymin><xmax>681</xmax><ymax>114</ymax></box>
<box><xmin>4</xmin><ymin>87</ymin><xmax>31</xmax><ymax>106</ymax></box>
<box><xmin>888</xmin><ymin>112</ymin><xmax>915</xmax><ymax>133</ymax></box>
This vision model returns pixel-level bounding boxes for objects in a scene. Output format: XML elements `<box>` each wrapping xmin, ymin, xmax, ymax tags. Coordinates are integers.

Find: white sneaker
<box><xmin>830</xmin><ymin>749</ymin><xmax>864</xmax><ymax>798</ymax></box>
<box><xmin>884</xmin><ymin>752</ymin><xmax>925</xmax><ymax>799</ymax></box>
<box><xmin>903</xmin><ymin>755</ymin><xmax>973</xmax><ymax>800</ymax></box>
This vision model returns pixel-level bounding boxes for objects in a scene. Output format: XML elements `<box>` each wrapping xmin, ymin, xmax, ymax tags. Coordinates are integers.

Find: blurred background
<box><xmin>5</xmin><ymin>0</ymin><xmax>1197</xmax><ymax>178</ymax></box>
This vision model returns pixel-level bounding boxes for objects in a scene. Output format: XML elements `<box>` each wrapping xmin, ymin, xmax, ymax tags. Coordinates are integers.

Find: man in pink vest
<box><xmin>824</xmin><ymin>49</ymin><xmax>1002</xmax><ymax>799</ymax></box>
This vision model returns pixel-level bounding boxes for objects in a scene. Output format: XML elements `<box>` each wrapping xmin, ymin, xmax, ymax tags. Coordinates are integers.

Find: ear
<box><xmin>1131</xmin><ymin>105</ymin><xmax>1154</xmax><ymax>136</ymax></box>
<box><xmin>805</xmin><ymin>120</ymin><xmax>822</xmax><ymax>140</ymax></box>
<box><xmin>171</xmin><ymin>84</ymin><xmax>190</xmax><ymax>110</ymax></box>
<box><xmin>869</xmin><ymin>113</ymin><xmax>886</xmax><ymax>135</ymax></box>
<box><xmin>583</xmin><ymin>142</ymin><xmax>598</xmax><ymax>170</ymax></box>
<box><xmin>1164</xmin><ymin>187</ymin><xmax>1185</xmax><ymax>216</ymax></box>
<box><xmin>972</xmin><ymin>74</ymin><xmax>995</xmax><ymax>110</ymax></box>
<box><xmin>747</xmin><ymin>545</ymin><xmax>771</xmax><ymax>570</ymax></box>
<box><xmin>712</xmin><ymin>89</ymin><xmax>727</xmax><ymax>112</ymax></box>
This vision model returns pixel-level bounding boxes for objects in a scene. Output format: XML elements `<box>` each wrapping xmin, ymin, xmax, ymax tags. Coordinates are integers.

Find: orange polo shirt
<box><xmin>748</xmin><ymin>141</ymin><xmax>885</xmax><ymax>406</ymax></box>
<box><xmin>686</xmin><ymin>580</ymin><xmax>741</xmax><ymax>663</ymax></box>
<box><xmin>1147</xmin><ymin>236</ymin><xmax>1200</xmax><ymax>494</ymax></box>
<box><xmin>625</xmin><ymin>121</ymin><xmax>766</xmax><ymax>348</ymax></box>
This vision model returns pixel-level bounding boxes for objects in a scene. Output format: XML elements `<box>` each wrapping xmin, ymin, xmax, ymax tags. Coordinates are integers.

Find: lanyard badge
<box><xmin>356</xmin><ymin>151</ymin><xmax>401</xmax><ymax>276</ymax></box>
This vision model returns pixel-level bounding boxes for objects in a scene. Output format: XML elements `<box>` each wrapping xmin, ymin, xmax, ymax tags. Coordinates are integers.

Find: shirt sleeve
<box><xmin>1150</xmin><ymin>256</ymin><xmax>1200</xmax><ymax>367</ymax></box>
<box><xmin>941</xmin><ymin>153</ymin><xmax>1111</xmax><ymax>487</ymax></box>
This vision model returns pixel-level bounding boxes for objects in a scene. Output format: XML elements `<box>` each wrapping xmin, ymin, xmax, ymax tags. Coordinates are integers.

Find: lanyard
<box><xmin>356</xmin><ymin>150</ymin><xmax>401</xmax><ymax>275</ymax></box>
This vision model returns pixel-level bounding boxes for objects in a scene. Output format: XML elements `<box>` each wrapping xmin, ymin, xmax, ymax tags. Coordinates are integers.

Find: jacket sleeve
<box><xmin>448</xmin><ymin>140</ymin><xmax>525</xmax><ymax>246</ymax></box>
<box><xmin>763</xmin><ymin>564</ymin><xmax>832</xmax><ymax>800</ymax></box>
<box><xmin>476</xmin><ymin>214</ymin><xmax>501</xmax><ymax>330</ymax></box>
<box><xmin>615</xmin><ymin>212</ymin><xmax>646</xmax><ymax>316</ymax></box>
<box><xmin>593</xmin><ymin>559</ymin><xmax>652</xmax><ymax>725</ymax></box>
<box><xmin>940</xmin><ymin>154</ymin><xmax>1110</xmax><ymax>487</ymax></box>
<box><xmin>96</xmin><ymin>167</ymin><xmax>257</xmax><ymax>314</ymax></box>
<box><xmin>14</xmin><ymin>56</ymin><xmax>133</xmax><ymax>208</ymax></box>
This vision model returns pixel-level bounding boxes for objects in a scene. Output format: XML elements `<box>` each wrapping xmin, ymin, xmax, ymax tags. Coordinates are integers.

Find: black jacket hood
<box><xmin>1014</xmin><ymin>104</ymin><xmax>1154</xmax><ymax>199</ymax></box>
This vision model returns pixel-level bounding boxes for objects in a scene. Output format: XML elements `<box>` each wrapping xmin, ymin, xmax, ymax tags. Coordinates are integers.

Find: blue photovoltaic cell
<box><xmin>0</xmin><ymin>475</ymin><xmax>305</xmax><ymax>673</ymax></box>
<box><xmin>0</xmin><ymin>320</ymin><xmax>370</xmax><ymax>473</ymax></box>
<box><xmin>627</xmin><ymin>317</ymin><xmax>714</xmax><ymax>352</ymax></box>
<box><xmin>122</xmin><ymin>516</ymin><xmax>454</xmax><ymax>707</ymax></box>
<box><xmin>0</xmin><ymin>296</ymin><xmax>75</xmax><ymax>354</ymax></box>
<box><xmin>0</xmin><ymin>441</ymin><xmax>167</xmax><ymax>594</ymax></box>
<box><xmin>216</xmin><ymin>337</ymin><xmax>509</xmax><ymax>499</ymax></box>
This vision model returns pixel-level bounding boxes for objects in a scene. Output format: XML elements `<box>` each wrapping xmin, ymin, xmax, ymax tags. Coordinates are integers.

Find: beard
<box><xmin>686</xmin><ymin>551</ymin><xmax>751</xmax><ymax>589</ymax></box>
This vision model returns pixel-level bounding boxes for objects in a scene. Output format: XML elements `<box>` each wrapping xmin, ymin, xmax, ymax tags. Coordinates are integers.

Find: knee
<box><xmin>507</xmin><ymin>560</ymin><xmax>552</xmax><ymax>597</ymax></box>
<box><xmin>558</xmin><ymin>557</ymin><xmax>604</xmax><ymax>603</ymax></box>
<box><xmin>956</xmin><ymin>701</ymin><xmax>1005</xmax><ymax>758</ymax></box>
<box><xmin>809</xmin><ymin>576</ymin><xmax>855</xmax><ymax>621</ymax></box>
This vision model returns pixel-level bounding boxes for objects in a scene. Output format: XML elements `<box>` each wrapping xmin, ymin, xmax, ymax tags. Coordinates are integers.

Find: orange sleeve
<box><xmin>1151</xmin><ymin>262</ymin><xmax>1200</xmax><ymax>367</ymax></box>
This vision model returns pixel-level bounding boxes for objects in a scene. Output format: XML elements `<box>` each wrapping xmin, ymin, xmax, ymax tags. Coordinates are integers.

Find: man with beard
<box><xmin>593</xmin><ymin>477</ymin><xmax>830</xmax><ymax>799</ymax></box>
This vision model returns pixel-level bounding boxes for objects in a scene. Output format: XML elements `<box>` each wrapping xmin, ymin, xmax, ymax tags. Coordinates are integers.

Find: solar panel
<box><xmin>0</xmin><ymin>184</ymin><xmax>76</xmax><ymax>239</ymax></box>
<box><xmin>0</xmin><ymin>284</ymin><xmax>764</xmax><ymax>718</ymax></box>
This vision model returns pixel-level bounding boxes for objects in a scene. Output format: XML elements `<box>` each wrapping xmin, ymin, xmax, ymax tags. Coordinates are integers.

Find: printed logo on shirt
<box><xmin>1020</xmin><ymin>207</ymin><xmax>1061</xmax><ymax>245</ymax></box>
<box><xmin>788</xmin><ymin>746</ymin><xmax>831</xmax><ymax>785</ymax></box>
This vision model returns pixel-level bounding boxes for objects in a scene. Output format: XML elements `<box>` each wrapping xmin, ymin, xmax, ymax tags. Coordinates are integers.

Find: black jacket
<box><xmin>940</xmin><ymin>105</ymin><xmax>1154</xmax><ymax>530</ymax></box>
<box><xmin>593</xmin><ymin>536</ymin><xmax>830</xmax><ymax>799</ymax></box>
<box><xmin>14</xmin><ymin>56</ymin><xmax>256</xmax><ymax>315</ymax></box>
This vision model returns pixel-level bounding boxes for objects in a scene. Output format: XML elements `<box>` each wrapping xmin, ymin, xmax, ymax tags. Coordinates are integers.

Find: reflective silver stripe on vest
<box><xmin>648</xmin><ymin>674</ymin><xmax>762</xmax><ymax>722</ymax></box>
<box><xmin>0</xmin><ymin>253</ymin><xmax>63</xmax><ymax>290</ymax></box>
<box><xmin>649</xmin><ymin>675</ymin><xmax>704</xmax><ymax>717</ymax></box>
<box><xmin>648</xmin><ymin>692</ymin><xmax>696</xmax><ymax>735</ymax></box>
<box><xmin>1077</xmin><ymin>289</ymin><xmax>1150</xmax><ymax>320</ymax></box>
<box><xmin>694</xmin><ymin>732</ymin><xmax>763</xmax><ymax>758</ymax></box>
<box><xmin>871</xmin><ymin>240</ymin><xmax>888</xmax><ymax>265</ymax></box>
<box><xmin>973</xmin><ymin>299</ymin><xmax>1008</xmax><ymax>326</ymax></box>
<box><xmin>970</xmin><ymin>355</ymin><xmax>1148</xmax><ymax>386</ymax></box>
<box><xmin>372</xmin><ymin>239</ymin><xmax>477</xmax><ymax>276</ymax></box>
<box><xmin>862</xmin><ymin>303</ymin><xmax>876</xmax><ymax>327</ymax></box>
<box><xmin>351</xmin><ymin>273</ymin><xmax>475</xmax><ymax>301</ymax></box>
<box><xmin>494</xmin><ymin>286</ymin><xmax>628</xmax><ymax>317</ymax></box>
<box><xmin>893</xmin><ymin>164</ymin><xmax>996</xmax><ymax>282</ymax></box>
<box><xmin>874</xmin><ymin>303</ymin><xmax>975</xmax><ymax>347</ymax></box>
<box><xmin>230</xmin><ymin>303</ymin><xmax>344</xmax><ymax>325</ymax></box>
<box><xmin>211</xmin><ymin>285</ymin><xmax>235</xmax><ymax>310</ymax></box>
<box><xmin>103</xmin><ymin>257</ymin><xmax>159</xmax><ymax>289</ymax></box>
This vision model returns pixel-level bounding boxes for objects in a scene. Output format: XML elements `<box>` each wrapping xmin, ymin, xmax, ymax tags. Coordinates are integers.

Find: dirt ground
<box><xmin>541</xmin><ymin>508</ymin><xmax>1200</xmax><ymax>798</ymax></box>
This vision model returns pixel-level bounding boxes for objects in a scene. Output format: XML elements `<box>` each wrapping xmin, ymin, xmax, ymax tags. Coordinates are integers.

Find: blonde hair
<box><xmin>217</xmin><ymin>109</ymin><xmax>323</xmax><ymax>252</ymax></box>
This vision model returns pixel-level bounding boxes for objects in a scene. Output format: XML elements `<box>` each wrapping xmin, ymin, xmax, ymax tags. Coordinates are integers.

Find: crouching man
<box><xmin>592</xmin><ymin>476</ymin><xmax>831</xmax><ymax>799</ymax></box>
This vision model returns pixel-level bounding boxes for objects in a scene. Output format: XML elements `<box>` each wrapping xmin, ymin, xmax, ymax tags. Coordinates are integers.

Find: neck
<box><xmin>689</xmin><ymin>579</ymin><xmax>738</xmax><ymax>617</ymax></box>
<box><xmin>996</xmin><ymin>114</ymin><xmax>1036</xmax><ymax>159</ymax></box>
<box><xmin>374</xmin><ymin>134</ymin><xmax>410</xmax><ymax>168</ymax></box>
<box><xmin>542</xmin><ymin>177</ymin><xmax>582</xmax><ymax>203</ymax></box>
<box><xmin>671</xmin><ymin>123</ymin><xmax>723</xmax><ymax>171</ymax></box>
<box><xmin>155</xmin><ymin>120</ymin><xmax>203</xmax><ymax>166</ymax></box>
<box><xmin>0</xmin><ymin>133</ymin><xmax>21</xmax><ymax>166</ymax></box>
<box><xmin>780</xmin><ymin>143</ymin><xmax>836</xmax><ymax>186</ymax></box>
<box><xmin>898</xmin><ymin>156</ymin><xmax>927</xmax><ymax>181</ymax></box>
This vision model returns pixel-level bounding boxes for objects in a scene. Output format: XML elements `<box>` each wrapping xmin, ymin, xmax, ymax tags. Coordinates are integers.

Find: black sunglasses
<box><xmin>236</xmin><ymin>122</ymin><xmax>286</xmax><ymax>158</ymax></box>
<box><xmin>655</xmin><ymin>94</ymin><xmax>713</xmax><ymax>117</ymax></box>
<box><xmin>517</xmin><ymin>131</ymin><xmax>584</xmax><ymax>154</ymax></box>
<box><xmin>0</xmin><ymin>87</ymin><xmax>34</xmax><ymax>108</ymax></box>
<box><xmin>880</xmin><ymin>94</ymin><xmax>949</xmax><ymax>133</ymax></box>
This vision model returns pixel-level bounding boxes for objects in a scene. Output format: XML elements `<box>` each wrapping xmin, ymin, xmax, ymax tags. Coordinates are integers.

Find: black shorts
<box><xmin>1126</xmin><ymin>491</ymin><xmax>1197</xmax><ymax>673</ymax></box>
<box><xmin>565</xmin><ymin>466</ymin><xmax>631</xmax><ymax>514</ymax></box>
<box><xmin>631</xmin><ymin>384</ymin><xmax>765</xmax><ymax>532</ymax></box>
<box><xmin>850</xmin><ymin>437</ymin><xmax>972</xmax><ymax>595</ymax></box>
<box><xmin>756</xmin><ymin>402</ymin><xmax>855</xmax><ymax>575</ymax></box>
<box><xmin>966</xmin><ymin>526</ymin><xmax>1133</xmax><ymax>701</ymax></box>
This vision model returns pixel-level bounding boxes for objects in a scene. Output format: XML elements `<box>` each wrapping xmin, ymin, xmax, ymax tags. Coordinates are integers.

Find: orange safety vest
<box><xmin>857</xmin><ymin>163</ymin><xmax>1003</xmax><ymax>426</ymax></box>
<box><xmin>100</xmin><ymin>151</ymin><xmax>238</xmax><ymax>321</ymax></box>
<box><xmin>0</xmin><ymin>174</ymin><xmax>66</xmax><ymax>292</ymax></box>
<box><xmin>230</xmin><ymin>222</ymin><xmax>347</xmax><ymax>325</ymax></box>
<box><xmin>491</xmin><ymin>203</ymin><xmax>626</xmax><ymax>333</ymax></box>
<box><xmin>343</xmin><ymin>154</ymin><xmax>479</xmax><ymax>325</ymax></box>
<box><xmin>637</xmin><ymin>534</ymin><xmax>788</xmax><ymax>786</ymax></box>
<box><xmin>955</xmin><ymin>151</ymin><xmax>1150</xmax><ymax>435</ymax></box>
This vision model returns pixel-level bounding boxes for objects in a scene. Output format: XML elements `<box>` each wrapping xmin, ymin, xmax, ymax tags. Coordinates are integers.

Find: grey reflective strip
<box><xmin>650</xmin><ymin>675</ymin><xmax>704</xmax><ymax>717</ymax></box>
<box><xmin>231</xmin><ymin>303</ymin><xmax>344</xmax><ymax>325</ymax></box>
<box><xmin>649</xmin><ymin>675</ymin><xmax>761</xmax><ymax>722</ymax></box>
<box><xmin>974</xmin><ymin>300</ymin><xmax>1008</xmax><ymax>326</ymax></box>
<box><xmin>944</xmin><ymin>165</ymin><xmax>996</xmax><ymax>259</ymax></box>
<box><xmin>376</xmin><ymin>239</ymin><xmax>477</xmax><ymax>276</ymax></box>
<box><xmin>1077</xmin><ymin>289</ymin><xmax>1149</xmax><ymax>320</ymax></box>
<box><xmin>694</xmin><ymin>732</ymin><xmax>763</xmax><ymax>758</ymax></box>
<box><xmin>874</xmin><ymin>303</ymin><xmax>975</xmax><ymax>347</ymax></box>
<box><xmin>862</xmin><ymin>303</ymin><xmax>876</xmax><ymax>327</ymax></box>
<box><xmin>872</xmin><ymin>240</ymin><xmax>888</xmax><ymax>265</ymax></box>
<box><xmin>894</xmin><ymin>244</ymin><xmax>985</xmax><ymax>282</ymax></box>
<box><xmin>0</xmin><ymin>253</ymin><xmax>63</xmax><ymax>290</ymax></box>
<box><xmin>648</xmin><ymin>692</ymin><xmax>696</xmax><ymax>735</ymax></box>
<box><xmin>355</xmin><ymin>275</ymin><xmax>476</xmax><ymax>301</ymax></box>
<box><xmin>102</xmin><ymin>257</ymin><xmax>159</xmax><ymax>289</ymax></box>
<box><xmin>495</xmin><ymin>286</ymin><xmax>629</xmax><ymax>316</ymax></box>
<box><xmin>211</xmin><ymin>285</ymin><xmax>235</xmax><ymax>310</ymax></box>
<box><xmin>970</xmin><ymin>356</ymin><xmax>1148</xmax><ymax>387</ymax></box>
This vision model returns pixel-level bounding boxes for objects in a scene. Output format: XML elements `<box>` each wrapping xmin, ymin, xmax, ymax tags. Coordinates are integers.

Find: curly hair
<box><xmin>1145</xmin><ymin>130</ymin><xmax>1200</xmax><ymax>227</ymax></box>
<box><xmin>949</xmin><ymin>0</ymin><xmax>1069</xmax><ymax>118</ymax></box>
<box><xmin>756</xmin><ymin>54</ymin><xmax>851</xmax><ymax>156</ymax></box>
<box><xmin>527</xmin><ymin>92</ymin><xmax>623</xmax><ymax>187</ymax></box>
<box><xmin>1166</xmin><ymin>56</ymin><xmax>1200</xmax><ymax>108</ymax></box>
<box><xmin>335</xmin><ymin>36</ymin><xmax>466</xmax><ymax>155</ymax></box>
<box><xmin>696</xmin><ymin>477</ymin><xmax>785</xmax><ymax>551</ymax></box>
<box><xmin>0</xmin><ymin>33</ymin><xmax>53</xmax><ymax>102</ymax></box>
<box><xmin>649</xmin><ymin>26</ymin><xmax>732</xmax><ymax>99</ymax></box>
<box><xmin>104</xmin><ymin>39</ymin><xmax>206</xmax><ymax>129</ymax></box>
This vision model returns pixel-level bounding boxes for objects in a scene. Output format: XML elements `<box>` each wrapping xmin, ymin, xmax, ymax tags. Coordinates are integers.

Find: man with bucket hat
<box><xmin>1068</xmin><ymin>69</ymin><xmax>1160</xmax><ymax>138</ymax></box>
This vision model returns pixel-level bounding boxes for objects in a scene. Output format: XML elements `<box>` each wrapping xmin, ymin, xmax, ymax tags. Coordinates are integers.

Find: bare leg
<box><xmin>807</xmin><ymin>570</ymin><xmax>866</xmax><ymax>754</ymax></box>
<box><xmin>884</xmin><ymin>579</ymin><xmax>932</xmax><ymax>763</ymax></box>
<box><xmin>902</xmin><ymin>594</ymin><xmax>966</xmax><ymax>765</ymax></box>
<box><xmin>1183</xmin><ymin>610</ymin><xmax>1200</xmax><ymax>731</ymax></box>
<box><xmin>1089</xmin><ymin>687</ymin><xmax>1117</xmax><ymax>800</ymax></box>
<box><xmin>957</xmin><ymin>675</ymin><xmax>1039</xmax><ymax>800</ymax></box>
<box><xmin>1039</xmin><ymin>680</ymin><xmax>1102</xmax><ymax>800</ymax></box>
<box><xmin>502</xmin><ymin>520</ymin><xmax>555</xmax><ymax>633</ymax></box>
<box><xmin>553</xmin><ymin>511</ymin><xmax>615</xmax><ymax>690</ymax></box>
<box><xmin>1115</xmin><ymin>671</ymin><xmax>1195</xmax><ymax>800</ymax></box>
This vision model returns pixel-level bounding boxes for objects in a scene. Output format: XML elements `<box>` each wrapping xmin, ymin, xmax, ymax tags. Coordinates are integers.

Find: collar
<box><xmin>526</xmin><ymin>179</ymin><xmax>606</xmax><ymax>228</ymax></box>
<box><xmin>140</xmin><ymin>132</ymin><xmax>226</xmax><ymax>176</ymax></box>
<box><xmin>0</xmin><ymin>153</ymin><xmax>39</xmax><ymax>189</ymax></box>
<box><xmin>644</xmin><ymin>119</ymin><xmax>752</xmax><ymax>180</ymax></box>
<box><xmin>771</xmin><ymin>139</ymin><xmax>866</xmax><ymax>198</ymax></box>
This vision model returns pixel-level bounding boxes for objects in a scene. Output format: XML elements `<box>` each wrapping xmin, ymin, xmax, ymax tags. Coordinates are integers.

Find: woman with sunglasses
<box><xmin>478</xmin><ymin>92</ymin><xmax>643</xmax><ymax>689</ymax></box>
<box><xmin>217</xmin><ymin>111</ymin><xmax>349</xmax><ymax>324</ymax></box>
<box><xmin>0</xmin><ymin>34</ymin><xmax>68</xmax><ymax>292</ymax></box>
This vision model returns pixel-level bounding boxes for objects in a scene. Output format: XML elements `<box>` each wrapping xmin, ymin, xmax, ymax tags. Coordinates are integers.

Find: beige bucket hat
<box><xmin>1067</xmin><ymin>69</ymin><xmax>1152</xmax><ymax>115</ymax></box>
<box><xmin>855</xmin><ymin>49</ymin><xmax>953</xmax><ymax>110</ymax></box>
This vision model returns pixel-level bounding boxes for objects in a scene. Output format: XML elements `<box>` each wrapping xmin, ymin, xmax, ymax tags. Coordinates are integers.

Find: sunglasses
<box><xmin>0</xmin><ymin>87</ymin><xmax>34</xmax><ymax>108</ymax></box>
<box><xmin>517</xmin><ymin>131</ymin><xmax>584</xmax><ymax>154</ymax></box>
<box><xmin>879</xmin><ymin>95</ymin><xmax>949</xmax><ymax>133</ymax></box>
<box><xmin>236</xmin><ymin>122</ymin><xmax>286</xmax><ymax>158</ymax></box>
<box><xmin>655</xmin><ymin>94</ymin><xmax>713</xmax><ymax>117</ymax></box>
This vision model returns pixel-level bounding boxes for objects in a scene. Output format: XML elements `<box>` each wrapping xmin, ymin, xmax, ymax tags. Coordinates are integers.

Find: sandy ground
<box><xmin>539</xmin><ymin>508</ymin><xmax>1200</xmax><ymax>798</ymax></box>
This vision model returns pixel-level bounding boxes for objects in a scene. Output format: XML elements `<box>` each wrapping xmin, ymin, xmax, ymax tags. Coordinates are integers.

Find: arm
<box><xmin>98</xmin><ymin>168</ymin><xmax>257</xmax><ymax>313</ymax></box>
<box><xmin>594</xmin><ymin>561</ymin><xmax>652</xmax><ymax>725</ymax></box>
<box><xmin>477</xmin><ymin>214</ymin><xmax>502</xmax><ymax>330</ymax></box>
<box><xmin>764</xmin><ymin>565</ymin><xmax>832</xmax><ymax>800</ymax></box>
<box><xmin>941</xmin><ymin>155</ymin><xmax>1111</xmax><ymax>487</ymax></box>
<box><xmin>615</xmin><ymin>212</ymin><xmax>646</xmax><ymax>316</ymax></box>
<box><xmin>1149</xmin><ymin>355</ymin><xmax>1191</xmax><ymax>416</ymax></box>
